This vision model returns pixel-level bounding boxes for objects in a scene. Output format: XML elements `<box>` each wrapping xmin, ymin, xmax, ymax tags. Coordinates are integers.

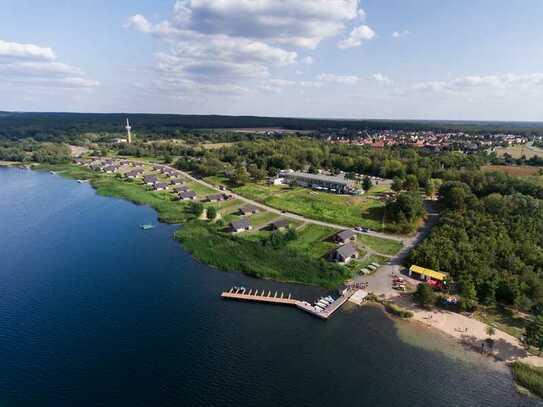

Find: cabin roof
<box><xmin>231</xmin><ymin>218</ymin><xmax>251</xmax><ymax>230</ymax></box>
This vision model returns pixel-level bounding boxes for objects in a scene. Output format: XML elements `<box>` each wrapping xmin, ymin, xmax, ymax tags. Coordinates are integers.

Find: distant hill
<box><xmin>1</xmin><ymin>111</ymin><xmax>543</xmax><ymax>141</ymax></box>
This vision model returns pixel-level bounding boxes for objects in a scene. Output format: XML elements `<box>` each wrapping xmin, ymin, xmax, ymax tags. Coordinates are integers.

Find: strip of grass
<box><xmin>357</xmin><ymin>234</ymin><xmax>403</xmax><ymax>256</ymax></box>
<box><xmin>384</xmin><ymin>302</ymin><xmax>413</xmax><ymax>319</ymax></box>
<box><xmin>175</xmin><ymin>221</ymin><xmax>351</xmax><ymax>288</ymax></box>
<box><xmin>511</xmin><ymin>362</ymin><xmax>543</xmax><ymax>398</ymax></box>
<box><xmin>40</xmin><ymin>164</ymin><xmax>352</xmax><ymax>288</ymax></box>
<box><xmin>357</xmin><ymin>255</ymin><xmax>388</xmax><ymax>269</ymax></box>
<box><xmin>41</xmin><ymin>164</ymin><xmax>191</xmax><ymax>223</ymax></box>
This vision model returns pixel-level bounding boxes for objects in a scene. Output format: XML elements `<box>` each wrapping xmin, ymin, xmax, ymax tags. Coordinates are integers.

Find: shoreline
<box><xmin>12</xmin><ymin>165</ymin><xmax>543</xmax><ymax>371</ymax></box>
<box><xmin>390</xmin><ymin>296</ymin><xmax>543</xmax><ymax>368</ymax></box>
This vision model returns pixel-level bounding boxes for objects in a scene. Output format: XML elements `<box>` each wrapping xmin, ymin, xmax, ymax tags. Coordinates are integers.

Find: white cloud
<box><xmin>0</xmin><ymin>39</ymin><xmax>97</xmax><ymax>90</ymax></box>
<box><xmin>300</xmin><ymin>80</ymin><xmax>322</xmax><ymax>88</ymax></box>
<box><xmin>0</xmin><ymin>39</ymin><xmax>54</xmax><ymax>61</ymax></box>
<box><xmin>338</xmin><ymin>25</ymin><xmax>375</xmax><ymax>49</ymax></box>
<box><xmin>165</xmin><ymin>0</ymin><xmax>361</xmax><ymax>49</ymax></box>
<box><xmin>128</xmin><ymin>1</ymin><xmax>366</xmax><ymax>97</ymax></box>
<box><xmin>413</xmin><ymin>73</ymin><xmax>543</xmax><ymax>93</ymax></box>
<box><xmin>317</xmin><ymin>73</ymin><xmax>361</xmax><ymax>84</ymax></box>
<box><xmin>392</xmin><ymin>30</ymin><xmax>410</xmax><ymax>38</ymax></box>
<box><xmin>372</xmin><ymin>73</ymin><xmax>393</xmax><ymax>85</ymax></box>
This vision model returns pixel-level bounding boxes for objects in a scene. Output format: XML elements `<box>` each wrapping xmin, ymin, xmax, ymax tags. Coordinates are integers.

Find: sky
<box><xmin>1</xmin><ymin>0</ymin><xmax>543</xmax><ymax>121</ymax></box>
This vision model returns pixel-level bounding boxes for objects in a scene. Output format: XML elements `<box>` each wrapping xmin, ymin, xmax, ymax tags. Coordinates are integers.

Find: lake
<box><xmin>0</xmin><ymin>167</ymin><xmax>540</xmax><ymax>407</ymax></box>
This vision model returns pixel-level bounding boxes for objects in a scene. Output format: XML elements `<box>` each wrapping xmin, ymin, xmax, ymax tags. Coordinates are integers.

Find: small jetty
<box><xmin>221</xmin><ymin>287</ymin><xmax>355</xmax><ymax>320</ymax></box>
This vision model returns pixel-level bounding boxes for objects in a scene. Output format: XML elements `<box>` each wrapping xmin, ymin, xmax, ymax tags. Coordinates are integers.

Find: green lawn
<box><xmin>286</xmin><ymin>224</ymin><xmax>337</xmax><ymax>259</ymax></box>
<box><xmin>42</xmin><ymin>164</ymin><xmax>191</xmax><ymax>223</ymax></box>
<box><xmin>233</xmin><ymin>182</ymin><xmax>388</xmax><ymax>229</ymax></box>
<box><xmin>248</xmin><ymin>211</ymin><xmax>280</xmax><ymax>229</ymax></box>
<box><xmin>203</xmin><ymin>175</ymin><xmax>229</xmax><ymax>186</ymax></box>
<box><xmin>41</xmin><ymin>164</ymin><xmax>354</xmax><ymax>288</ymax></box>
<box><xmin>357</xmin><ymin>234</ymin><xmax>403</xmax><ymax>256</ymax></box>
<box><xmin>175</xmin><ymin>221</ymin><xmax>351</xmax><ymax>288</ymax></box>
<box><xmin>184</xmin><ymin>180</ymin><xmax>217</xmax><ymax>196</ymax></box>
<box><xmin>357</xmin><ymin>254</ymin><xmax>389</xmax><ymax>270</ymax></box>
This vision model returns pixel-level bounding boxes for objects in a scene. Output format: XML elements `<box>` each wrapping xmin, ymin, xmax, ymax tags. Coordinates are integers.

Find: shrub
<box><xmin>511</xmin><ymin>362</ymin><xmax>543</xmax><ymax>398</ymax></box>
<box><xmin>413</xmin><ymin>283</ymin><xmax>435</xmax><ymax>309</ymax></box>
<box><xmin>384</xmin><ymin>302</ymin><xmax>413</xmax><ymax>319</ymax></box>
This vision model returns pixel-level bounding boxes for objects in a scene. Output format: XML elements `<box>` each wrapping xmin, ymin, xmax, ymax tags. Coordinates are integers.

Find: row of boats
<box><xmin>312</xmin><ymin>296</ymin><xmax>336</xmax><ymax>312</ymax></box>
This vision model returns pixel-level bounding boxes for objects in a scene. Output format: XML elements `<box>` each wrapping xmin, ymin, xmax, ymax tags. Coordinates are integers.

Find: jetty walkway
<box><xmin>221</xmin><ymin>287</ymin><xmax>355</xmax><ymax>320</ymax></box>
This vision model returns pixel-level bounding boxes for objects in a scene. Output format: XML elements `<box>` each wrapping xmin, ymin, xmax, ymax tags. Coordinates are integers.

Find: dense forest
<box><xmin>2</xmin><ymin>111</ymin><xmax>543</xmax><ymax>141</ymax></box>
<box><xmin>408</xmin><ymin>174</ymin><xmax>543</xmax><ymax>313</ymax></box>
<box><xmin>0</xmin><ymin>139</ymin><xmax>70</xmax><ymax>164</ymax></box>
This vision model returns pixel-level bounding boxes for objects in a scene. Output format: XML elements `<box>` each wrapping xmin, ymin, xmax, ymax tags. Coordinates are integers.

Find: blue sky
<box><xmin>1</xmin><ymin>0</ymin><xmax>543</xmax><ymax>120</ymax></box>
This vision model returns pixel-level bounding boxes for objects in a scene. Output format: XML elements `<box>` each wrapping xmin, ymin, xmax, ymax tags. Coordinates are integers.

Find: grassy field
<box><xmin>494</xmin><ymin>144</ymin><xmax>543</xmax><ymax>159</ymax></box>
<box><xmin>176</xmin><ymin>221</ymin><xmax>351</xmax><ymax>288</ymax></box>
<box><xmin>43</xmin><ymin>164</ymin><xmax>191</xmax><ymax>223</ymax></box>
<box><xmin>42</xmin><ymin>163</ymin><xmax>353</xmax><ymax>288</ymax></box>
<box><xmin>357</xmin><ymin>234</ymin><xmax>403</xmax><ymax>256</ymax></box>
<box><xmin>234</xmin><ymin>182</ymin><xmax>387</xmax><ymax>230</ymax></box>
<box><xmin>286</xmin><ymin>224</ymin><xmax>337</xmax><ymax>259</ymax></box>
<box><xmin>482</xmin><ymin>165</ymin><xmax>542</xmax><ymax>177</ymax></box>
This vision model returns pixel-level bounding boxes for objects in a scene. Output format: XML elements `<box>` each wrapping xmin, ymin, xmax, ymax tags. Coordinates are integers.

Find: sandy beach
<box><xmin>393</xmin><ymin>296</ymin><xmax>543</xmax><ymax>367</ymax></box>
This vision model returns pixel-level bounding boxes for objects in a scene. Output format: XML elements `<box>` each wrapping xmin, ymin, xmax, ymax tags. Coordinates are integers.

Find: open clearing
<box><xmin>482</xmin><ymin>165</ymin><xmax>542</xmax><ymax>177</ymax></box>
<box><xmin>233</xmin><ymin>182</ymin><xmax>389</xmax><ymax>230</ymax></box>
<box><xmin>494</xmin><ymin>144</ymin><xmax>543</xmax><ymax>159</ymax></box>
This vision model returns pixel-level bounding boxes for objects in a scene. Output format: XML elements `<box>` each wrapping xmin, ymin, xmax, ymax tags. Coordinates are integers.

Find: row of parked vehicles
<box><xmin>313</xmin><ymin>296</ymin><xmax>336</xmax><ymax>312</ymax></box>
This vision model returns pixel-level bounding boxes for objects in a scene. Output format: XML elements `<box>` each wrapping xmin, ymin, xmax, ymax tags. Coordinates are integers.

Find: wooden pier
<box><xmin>221</xmin><ymin>287</ymin><xmax>355</xmax><ymax>320</ymax></box>
<box><xmin>221</xmin><ymin>288</ymin><xmax>299</xmax><ymax>305</ymax></box>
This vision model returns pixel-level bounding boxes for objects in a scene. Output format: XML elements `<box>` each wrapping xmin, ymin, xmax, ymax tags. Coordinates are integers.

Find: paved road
<box><xmin>356</xmin><ymin>201</ymin><xmax>440</xmax><ymax>298</ymax></box>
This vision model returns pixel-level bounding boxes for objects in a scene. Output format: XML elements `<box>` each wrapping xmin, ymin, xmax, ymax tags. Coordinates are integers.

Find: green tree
<box><xmin>414</xmin><ymin>283</ymin><xmax>435</xmax><ymax>308</ymax></box>
<box><xmin>460</xmin><ymin>279</ymin><xmax>478</xmax><ymax>311</ymax></box>
<box><xmin>188</xmin><ymin>202</ymin><xmax>204</xmax><ymax>217</ymax></box>
<box><xmin>403</xmin><ymin>174</ymin><xmax>419</xmax><ymax>192</ymax></box>
<box><xmin>230</xmin><ymin>166</ymin><xmax>250</xmax><ymax>187</ymax></box>
<box><xmin>206</xmin><ymin>206</ymin><xmax>217</xmax><ymax>220</ymax></box>
<box><xmin>526</xmin><ymin>315</ymin><xmax>543</xmax><ymax>353</ymax></box>
<box><xmin>391</xmin><ymin>177</ymin><xmax>403</xmax><ymax>193</ymax></box>
<box><xmin>362</xmin><ymin>176</ymin><xmax>372</xmax><ymax>192</ymax></box>
<box><xmin>424</xmin><ymin>179</ymin><xmax>435</xmax><ymax>197</ymax></box>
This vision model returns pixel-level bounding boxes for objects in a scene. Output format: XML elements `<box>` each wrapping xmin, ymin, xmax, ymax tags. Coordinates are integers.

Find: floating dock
<box><xmin>221</xmin><ymin>287</ymin><xmax>355</xmax><ymax>320</ymax></box>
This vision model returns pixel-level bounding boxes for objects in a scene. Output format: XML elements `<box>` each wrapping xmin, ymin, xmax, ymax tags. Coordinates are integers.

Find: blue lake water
<box><xmin>0</xmin><ymin>167</ymin><xmax>541</xmax><ymax>407</ymax></box>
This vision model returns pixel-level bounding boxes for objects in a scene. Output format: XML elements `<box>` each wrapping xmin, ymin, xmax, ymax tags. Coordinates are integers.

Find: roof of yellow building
<box><xmin>409</xmin><ymin>265</ymin><xmax>447</xmax><ymax>281</ymax></box>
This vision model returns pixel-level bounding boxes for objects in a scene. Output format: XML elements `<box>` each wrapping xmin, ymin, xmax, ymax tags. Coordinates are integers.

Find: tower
<box><xmin>125</xmin><ymin>118</ymin><xmax>132</xmax><ymax>144</ymax></box>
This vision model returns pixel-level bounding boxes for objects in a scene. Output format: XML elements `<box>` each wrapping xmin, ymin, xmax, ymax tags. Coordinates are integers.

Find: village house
<box><xmin>270</xmin><ymin>219</ymin><xmax>290</xmax><ymax>231</ymax></box>
<box><xmin>206</xmin><ymin>193</ymin><xmax>228</xmax><ymax>203</ymax></box>
<box><xmin>152</xmin><ymin>182</ymin><xmax>167</xmax><ymax>191</ymax></box>
<box><xmin>330</xmin><ymin>243</ymin><xmax>359</xmax><ymax>264</ymax></box>
<box><xmin>125</xmin><ymin>168</ymin><xmax>144</xmax><ymax>179</ymax></box>
<box><xmin>178</xmin><ymin>191</ymin><xmax>197</xmax><ymax>201</ymax></box>
<box><xmin>239</xmin><ymin>205</ymin><xmax>259</xmax><ymax>216</ymax></box>
<box><xmin>170</xmin><ymin>178</ymin><xmax>184</xmax><ymax>186</ymax></box>
<box><xmin>143</xmin><ymin>175</ymin><xmax>158</xmax><ymax>186</ymax></box>
<box><xmin>334</xmin><ymin>229</ymin><xmax>357</xmax><ymax>244</ymax></box>
<box><xmin>173</xmin><ymin>185</ymin><xmax>189</xmax><ymax>193</ymax></box>
<box><xmin>230</xmin><ymin>218</ymin><xmax>252</xmax><ymax>233</ymax></box>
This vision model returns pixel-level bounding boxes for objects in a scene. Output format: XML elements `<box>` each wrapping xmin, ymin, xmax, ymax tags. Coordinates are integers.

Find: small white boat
<box><xmin>140</xmin><ymin>224</ymin><xmax>155</xmax><ymax>230</ymax></box>
<box><xmin>317</xmin><ymin>301</ymin><xmax>329</xmax><ymax>308</ymax></box>
<box><xmin>77</xmin><ymin>179</ymin><xmax>89</xmax><ymax>184</ymax></box>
